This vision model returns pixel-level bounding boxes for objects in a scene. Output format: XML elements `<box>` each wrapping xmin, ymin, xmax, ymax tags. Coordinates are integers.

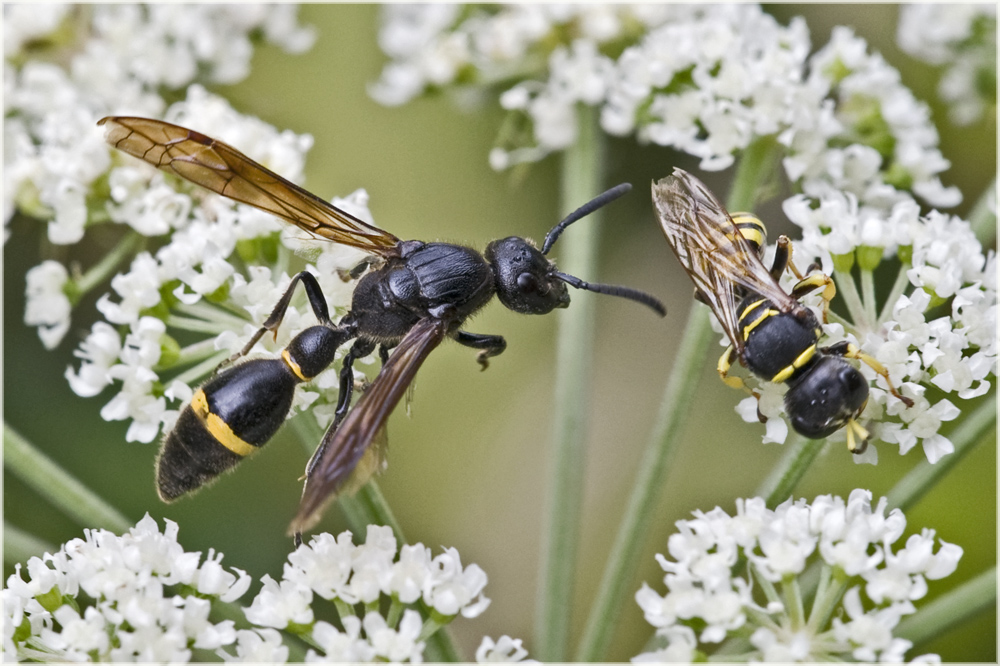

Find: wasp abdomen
<box><xmin>156</xmin><ymin>359</ymin><xmax>299</xmax><ymax>501</ymax></box>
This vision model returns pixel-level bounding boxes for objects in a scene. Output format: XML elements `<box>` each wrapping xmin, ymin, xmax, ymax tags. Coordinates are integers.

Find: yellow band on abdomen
<box><xmin>191</xmin><ymin>389</ymin><xmax>256</xmax><ymax>457</ymax></box>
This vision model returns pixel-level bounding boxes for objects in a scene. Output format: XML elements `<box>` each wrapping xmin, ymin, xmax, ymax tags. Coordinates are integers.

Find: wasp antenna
<box><xmin>553</xmin><ymin>271</ymin><xmax>666</xmax><ymax>316</ymax></box>
<box><xmin>541</xmin><ymin>183</ymin><xmax>632</xmax><ymax>255</ymax></box>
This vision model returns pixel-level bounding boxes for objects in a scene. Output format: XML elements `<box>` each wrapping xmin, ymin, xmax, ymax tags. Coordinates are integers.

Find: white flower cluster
<box><xmin>633</xmin><ymin>490</ymin><xmax>962</xmax><ymax>663</ymax></box>
<box><xmin>374</xmin><ymin>6</ymin><xmax>958</xmax><ymax>213</ymax></box>
<box><xmin>50</xmin><ymin>84</ymin><xmax>373</xmax><ymax>444</ymax></box>
<box><xmin>4</xmin><ymin>517</ymin><xmax>531</xmax><ymax>663</ymax></box>
<box><xmin>226</xmin><ymin>524</ymin><xmax>502</xmax><ymax>663</ymax></box>
<box><xmin>3</xmin><ymin>514</ymin><xmax>251</xmax><ymax>662</ymax></box>
<box><xmin>898</xmin><ymin>4</ymin><xmax>997</xmax><ymax>126</ymax></box>
<box><xmin>7</xmin><ymin>4</ymin><xmax>314</xmax><ymax>349</ymax></box>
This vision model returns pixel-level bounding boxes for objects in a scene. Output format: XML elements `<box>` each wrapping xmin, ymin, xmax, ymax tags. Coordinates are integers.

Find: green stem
<box><xmin>286</xmin><ymin>416</ymin><xmax>460</xmax><ymax>662</ymax></box>
<box><xmin>72</xmin><ymin>231</ymin><xmax>144</xmax><ymax>299</ymax></box>
<box><xmin>536</xmin><ymin>104</ymin><xmax>603</xmax><ymax>663</ymax></box>
<box><xmin>174</xmin><ymin>301</ymin><xmax>251</xmax><ymax>330</ymax></box>
<box><xmin>876</xmin><ymin>263</ymin><xmax>912</xmax><ymax>325</ymax></box>
<box><xmin>833</xmin><ymin>269</ymin><xmax>870</xmax><ymax>330</ymax></box>
<box><xmin>3</xmin><ymin>521</ymin><xmax>56</xmax><ymax>564</ymax></box>
<box><xmin>165</xmin><ymin>314</ymin><xmax>232</xmax><ymax>335</ymax></box>
<box><xmin>886</xmin><ymin>398</ymin><xmax>996</xmax><ymax>512</ymax></box>
<box><xmin>574</xmin><ymin>305</ymin><xmax>712</xmax><ymax>661</ymax></box>
<box><xmin>172</xmin><ymin>337</ymin><xmax>225</xmax><ymax>367</ymax></box>
<box><xmin>859</xmin><ymin>269</ymin><xmax>878</xmax><ymax>327</ymax></box>
<box><xmin>4</xmin><ymin>423</ymin><xmax>132</xmax><ymax>533</ymax></box>
<box><xmin>167</xmin><ymin>351</ymin><xmax>230</xmax><ymax>385</ymax></box>
<box><xmin>574</xmin><ymin>136</ymin><xmax>782</xmax><ymax>661</ymax></box>
<box><xmin>755</xmin><ymin>434</ymin><xmax>825</xmax><ymax>508</ymax></box>
<box><xmin>895</xmin><ymin>567</ymin><xmax>997</xmax><ymax>648</ymax></box>
<box><xmin>968</xmin><ymin>176</ymin><xmax>996</xmax><ymax>246</ymax></box>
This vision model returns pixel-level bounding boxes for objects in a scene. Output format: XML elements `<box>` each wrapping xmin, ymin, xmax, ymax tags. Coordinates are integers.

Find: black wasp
<box><xmin>99</xmin><ymin>116</ymin><xmax>665</xmax><ymax>538</ymax></box>
<box><xmin>652</xmin><ymin>167</ymin><xmax>912</xmax><ymax>454</ymax></box>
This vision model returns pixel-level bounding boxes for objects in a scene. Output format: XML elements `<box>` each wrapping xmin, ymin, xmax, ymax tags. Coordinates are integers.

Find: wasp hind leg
<box><xmin>220</xmin><ymin>271</ymin><xmax>335</xmax><ymax>371</ymax></box>
<box><xmin>825</xmin><ymin>341</ymin><xmax>915</xmax><ymax>408</ymax></box>
<box><xmin>718</xmin><ymin>345</ymin><xmax>766</xmax><ymax>422</ymax></box>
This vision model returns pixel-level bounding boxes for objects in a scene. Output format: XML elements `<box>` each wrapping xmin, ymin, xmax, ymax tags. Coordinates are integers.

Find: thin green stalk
<box><xmin>859</xmin><ymin>269</ymin><xmax>878</xmax><ymax>326</ymax></box>
<box><xmin>755</xmin><ymin>434</ymin><xmax>824</xmax><ymax>508</ymax></box>
<box><xmin>165</xmin><ymin>314</ymin><xmax>233</xmax><ymax>335</ymax></box>
<box><xmin>174</xmin><ymin>301</ymin><xmax>251</xmax><ymax>330</ymax></box>
<box><xmin>886</xmin><ymin>398</ymin><xmax>996</xmax><ymax>512</ymax></box>
<box><xmin>574</xmin><ymin>305</ymin><xmax>712</xmax><ymax>661</ymax></box>
<box><xmin>832</xmin><ymin>269</ymin><xmax>870</xmax><ymax>330</ymax></box>
<box><xmin>72</xmin><ymin>231</ymin><xmax>143</xmax><ymax>298</ymax></box>
<box><xmin>574</xmin><ymin>136</ymin><xmax>782</xmax><ymax>661</ymax></box>
<box><xmin>895</xmin><ymin>567</ymin><xmax>997</xmax><ymax>648</ymax></box>
<box><xmin>968</xmin><ymin>177</ymin><xmax>996</xmax><ymax>246</ymax></box>
<box><xmin>172</xmin><ymin>337</ymin><xmax>226</xmax><ymax>366</ymax></box>
<box><xmin>4</xmin><ymin>521</ymin><xmax>56</xmax><ymax>564</ymax></box>
<box><xmin>286</xmin><ymin>416</ymin><xmax>460</xmax><ymax>662</ymax></box>
<box><xmin>168</xmin><ymin>350</ymin><xmax>230</xmax><ymax>384</ymax></box>
<box><xmin>536</xmin><ymin>104</ymin><xmax>604</xmax><ymax>663</ymax></box>
<box><xmin>4</xmin><ymin>423</ymin><xmax>132</xmax><ymax>533</ymax></box>
<box><xmin>877</xmin><ymin>263</ymin><xmax>912</xmax><ymax>324</ymax></box>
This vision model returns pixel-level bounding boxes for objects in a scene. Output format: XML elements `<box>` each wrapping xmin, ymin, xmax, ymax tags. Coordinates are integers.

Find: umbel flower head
<box><xmin>372</xmin><ymin>5</ymin><xmax>995</xmax><ymax>463</ymax></box>
<box><xmin>3</xmin><ymin>517</ymin><xmax>533</xmax><ymax>663</ymax></box>
<box><xmin>633</xmin><ymin>490</ymin><xmax>962</xmax><ymax>663</ymax></box>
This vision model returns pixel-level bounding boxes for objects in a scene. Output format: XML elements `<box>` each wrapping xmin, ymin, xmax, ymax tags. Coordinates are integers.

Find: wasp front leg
<box><xmin>824</xmin><ymin>341</ymin><xmax>914</xmax><ymax>407</ymax></box>
<box><xmin>455</xmin><ymin>331</ymin><xmax>507</xmax><ymax>370</ymax></box>
<box><xmin>772</xmin><ymin>236</ymin><xmax>836</xmax><ymax>323</ymax></box>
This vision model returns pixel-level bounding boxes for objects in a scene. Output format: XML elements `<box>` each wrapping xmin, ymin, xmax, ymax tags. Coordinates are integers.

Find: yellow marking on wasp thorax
<box><xmin>738</xmin><ymin>299</ymin><xmax>767</xmax><ymax>323</ymax></box>
<box><xmin>190</xmin><ymin>388</ymin><xmax>256</xmax><ymax>457</ymax></box>
<box><xmin>770</xmin><ymin>344</ymin><xmax>817</xmax><ymax>383</ymax></box>
<box><xmin>739</xmin><ymin>301</ymin><xmax>777</xmax><ymax>341</ymax></box>
<box><xmin>282</xmin><ymin>349</ymin><xmax>309</xmax><ymax>382</ymax></box>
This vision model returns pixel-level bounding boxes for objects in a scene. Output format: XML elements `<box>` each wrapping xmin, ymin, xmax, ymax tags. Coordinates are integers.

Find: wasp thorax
<box><xmin>784</xmin><ymin>356</ymin><xmax>869</xmax><ymax>439</ymax></box>
<box><xmin>485</xmin><ymin>236</ymin><xmax>570</xmax><ymax>315</ymax></box>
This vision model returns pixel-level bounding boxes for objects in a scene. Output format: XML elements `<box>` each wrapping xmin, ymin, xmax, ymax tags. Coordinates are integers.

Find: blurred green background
<box><xmin>4</xmin><ymin>5</ymin><xmax>995</xmax><ymax>661</ymax></box>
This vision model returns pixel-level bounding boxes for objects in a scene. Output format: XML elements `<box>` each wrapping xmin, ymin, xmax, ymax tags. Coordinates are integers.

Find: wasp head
<box><xmin>784</xmin><ymin>355</ymin><xmax>869</xmax><ymax>440</ymax></box>
<box><xmin>485</xmin><ymin>236</ymin><xmax>570</xmax><ymax>315</ymax></box>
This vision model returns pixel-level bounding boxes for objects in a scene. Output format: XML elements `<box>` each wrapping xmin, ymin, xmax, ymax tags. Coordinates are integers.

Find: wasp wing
<box><xmin>652</xmin><ymin>168</ymin><xmax>798</xmax><ymax>352</ymax></box>
<box><xmin>289</xmin><ymin>316</ymin><xmax>448</xmax><ymax>535</ymax></box>
<box><xmin>98</xmin><ymin>116</ymin><xmax>401</xmax><ymax>255</ymax></box>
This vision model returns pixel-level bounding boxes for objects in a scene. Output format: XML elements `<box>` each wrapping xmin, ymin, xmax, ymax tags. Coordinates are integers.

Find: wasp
<box><xmin>652</xmin><ymin>167</ymin><xmax>912</xmax><ymax>454</ymax></box>
<box><xmin>99</xmin><ymin>116</ymin><xmax>665</xmax><ymax>538</ymax></box>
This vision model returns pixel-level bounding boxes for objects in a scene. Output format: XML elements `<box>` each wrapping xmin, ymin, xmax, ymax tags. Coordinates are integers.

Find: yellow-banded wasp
<box><xmin>99</xmin><ymin>116</ymin><xmax>665</xmax><ymax>539</ymax></box>
<box><xmin>652</xmin><ymin>168</ymin><xmax>912</xmax><ymax>453</ymax></box>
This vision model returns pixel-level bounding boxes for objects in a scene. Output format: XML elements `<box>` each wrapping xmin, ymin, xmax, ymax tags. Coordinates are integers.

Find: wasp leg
<box><xmin>845</xmin><ymin>418</ymin><xmax>870</xmax><ymax>454</ymax></box>
<box><xmin>455</xmin><ymin>331</ymin><xmax>507</xmax><ymax>370</ymax></box>
<box><xmin>303</xmin><ymin>337</ymin><xmax>378</xmax><ymax>480</ymax></box>
<box><xmin>825</xmin><ymin>341</ymin><xmax>915</xmax><ymax>407</ymax></box>
<box><xmin>219</xmin><ymin>271</ymin><xmax>334</xmax><ymax>373</ymax></box>
<box><xmin>333</xmin><ymin>339</ymin><xmax>378</xmax><ymax>428</ymax></box>
<box><xmin>718</xmin><ymin>346</ymin><xmax>765</xmax><ymax>422</ymax></box>
<box><xmin>773</xmin><ymin>236</ymin><xmax>836</xmax><ymax>322</ymax></box>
